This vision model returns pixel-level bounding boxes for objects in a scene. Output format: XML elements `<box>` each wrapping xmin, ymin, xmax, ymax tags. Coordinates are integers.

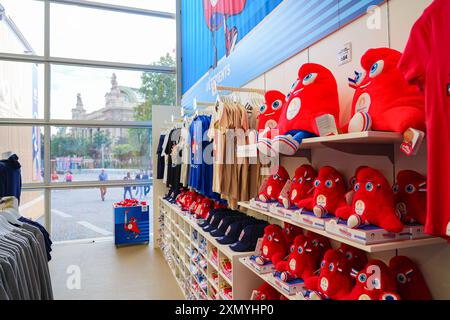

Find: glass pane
<box><xmin>0</xmin><ymin>60</ymin><xmax>44</xmax><ymax>119</ymax></box>
<box><xmin>51</xmin><ymin>186</ymin><xmax>153</xmax><ymax>242</ymax></box>
<box><xmin>93</xmin><ymin>0</ymin><xmax>175</xmax><ymax>13</ymax></box>
<box><xmin>0</xmin><ymin>0</ymin><xmax>44</xmax><ymax>55</ymax></box>
<box><xmin>50</xmin><ymin>64</ymin><xmax>176</xmax><ymax>121</ymax></box>
<box><xmin>50</xmin><ymin>3</ymin><xmax>176</xmax><ymax>65</ymax></box>
<box><xmin>0</xmin><ymin>126</ymin><xmax>44</xmax><ymax>184</ymax></box>
<box><xmin>20</xmin><ymin>189</ymin><xmax>45</xmax><ymax>226</ymax></box>
<box><xmin>50</xmin><ymin>126</ymin><xmax>152</xmax><ymax>183</ymax></box>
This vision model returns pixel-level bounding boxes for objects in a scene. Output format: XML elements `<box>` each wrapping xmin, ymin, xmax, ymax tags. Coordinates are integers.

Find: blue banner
<box><xmin>181</xmin><ymin>0</ymin><xmax>385</xmax><ymax>109</ymax></box>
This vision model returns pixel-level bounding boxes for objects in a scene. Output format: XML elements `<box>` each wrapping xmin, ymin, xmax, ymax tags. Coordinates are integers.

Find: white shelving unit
<box><xmin>238</xmin><ymin>257</ymin><xmax>306</xmax><ymax>300</ymax></box>
<box><xmin>301</xmin><ymin>131</ymin><xmax>403</xmax><ymax>147</ymax></box>
<box><xmin>238</xmin><ymin>201</ymin><xmax>446</xmax><ymax>253</ymax></box>
<box><xmin>158</xmin><ymin>197</ymin><xmax>262</xmax><ymax>300</ymax></box>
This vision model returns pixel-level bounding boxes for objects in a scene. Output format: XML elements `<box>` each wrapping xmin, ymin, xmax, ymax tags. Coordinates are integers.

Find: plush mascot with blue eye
<box><xmin>347</xmin><ymin>259</ymin><xmax>400</xmax><ymax>300</ymax></box>
<box><xmin>393</xmin><ymin>170</ymin><xmax>427</xmax><ymax>225</ymax></box>
<box><xmin>257</xmin><ymin>90</ymin><xmax>286</xmax><ymax>132</ymax></box>
<box><xmin>346</xmin><ymin>48</ymin><xmax>425</xmax><ymax>134</ymax></box>
<box><xmin>258</xmin><ymin>63</ymin><xmax>341</xmax><ymax>156</ymax></box>
<box><xmin>335</xmin><ymin>167</ymin><xmax>404</xmax><ymax>233</ymax></box>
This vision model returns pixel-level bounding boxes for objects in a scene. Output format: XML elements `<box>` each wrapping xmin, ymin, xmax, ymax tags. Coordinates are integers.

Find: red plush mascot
<box><xmin>254</xmin><ymin>283</ymin><xmax>280</xmax><ymax>301</ymax></box>
<box><xmin>304</xmin><ymin>249</ymin><xmax>354</xmax><ymax>300</ymax></box>
<box><xmin>337</xmin><ymin>243</ymin><xmax>368</xmax><ymax>273</ymax></box>
<box><xmin>389</xmin><ymin>256</ymin><xmax>432</xmax><ymax>300</ymax></box>
<box><xmin>258</xmin><ymin>166</ymin><xmax>290</xmax><ymax>203</ymax></box>
<box><xmin>304</xmin><ymin>231</ymin><xmax>331</xmax><ymax>256</ymax></box>
<box><xmin>346</xmin><ymin>48</ymin><xmax>425</xmax><ymax>134</ymax></box>
<box><xmin>335</xmin><ymin>167</ymin><xmax>404</xmax><ymax>233</ymax></box>
<box><xmin>258</xmin><ymin>63</ymin><xmax>340</xmax><ymax>156</ymax></box>
<box><xmin>254</xmin><ymin>224</ymin><xmax>288</xmax><ymax>266</ymax></box>
<box><xmin>282</xmin><ymin>222</ymin><xmax>303</xmax><ymax>244</ymax></box>
<box><xmin>278</xmin><ymin>164</ymin><xmax>317</xmax><ymax>209</ymax></box>
<box><xmin>393</xmin><ymin>170</ymin><xmax>427</xmax><ymax>225</ymax></box>
<box><xmin>347</xmin><ymin>260</ymin><xmax>400</xmax><ymax>300</ymax></box>
<box><xmin>297</xmin><ymin>166</ymin><xmax>347</xmax><ymax>218</ymax></box>
<box><xmin>258</xmin><ymin>90</ymin><xmax>285</xmax><ymax>132</ymax></box>
<box><xmin>275</xmin><ymin>235</ymin><xmax>324</xmax><ymax>282</ymax></box>
<box><xmin>346</xmin><ymin>166</ymin><xmax>369</xmax><ymax>204</ymax></box>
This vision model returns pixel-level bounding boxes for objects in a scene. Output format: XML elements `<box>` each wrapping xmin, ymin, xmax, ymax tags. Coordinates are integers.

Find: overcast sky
<box><xmin>1</xmin><ymin>0</ymin><xmax>175</xmax><ymax>119</ymax></box>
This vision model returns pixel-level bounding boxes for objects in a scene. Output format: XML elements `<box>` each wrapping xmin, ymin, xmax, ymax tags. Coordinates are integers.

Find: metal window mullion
<box><xmin>44</xmin><ymin>0</ymin><xmax>52</xmax><ymax>232</ymax></box>
<box><xmin>22</xmin><ymin>180</ymin><xmax>153</xmax><ymax>190</ymax></box>
<box><xmin>176</xmin><ymin>0</ymin><xmax>182</xmax><ymax>106</ymax></box>
<box><xmin>0</xmin><ymin>52</ymin><xmax>176</xmax><ymax>74</ymax></box>
<box><xmin>45</xmin><ymin>0</ymin><xmax>176</xmax><ymax>19</ymax></box>
<box><xmin>0</xmin><ymin>118</ymin><xmax>152</xmax><ymax>128</ymax></box>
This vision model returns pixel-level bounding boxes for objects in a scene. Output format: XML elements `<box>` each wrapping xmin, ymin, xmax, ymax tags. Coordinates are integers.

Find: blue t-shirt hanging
<box><xmin>188</xmin><ymin>115</ymin><xmax>215</xmax><ymax>198</ymax></box>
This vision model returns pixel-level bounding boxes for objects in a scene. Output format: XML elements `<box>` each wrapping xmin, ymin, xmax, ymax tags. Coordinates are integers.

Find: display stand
<box><xmin>158</xmin><ymin>197</ymin><xmax>261</xmax><ymax>300</ymax></box>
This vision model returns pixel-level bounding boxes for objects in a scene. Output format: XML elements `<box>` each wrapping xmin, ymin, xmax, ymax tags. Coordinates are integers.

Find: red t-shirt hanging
<box><xmin>398</xmin><ymin>0</ymin><xmax>450</xmax><ymax>240</ymax></box>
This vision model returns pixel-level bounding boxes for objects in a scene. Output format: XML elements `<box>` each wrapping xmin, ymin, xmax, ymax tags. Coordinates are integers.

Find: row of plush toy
<box><xmin>257</xmin><ymin>47</ymin><xmax>425</xmax><ymax>156</ymax></box>
<box><xmin>258</xmin><ymin>165</ymin><xmax>426</xmax><ymax>233</ymax></box>
<box><xmin>176</xmin><ymin>189</ymin><xmax>228</xmax><ymax>219</ymax></box>
<box><xmin>254</xmin><ymin>224</ymin><xmax>432</xmax><ymax>300</ymax></box>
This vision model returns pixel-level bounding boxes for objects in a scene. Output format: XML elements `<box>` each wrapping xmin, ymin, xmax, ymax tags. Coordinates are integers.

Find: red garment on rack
<box><xmin>398</xmin><ymin>0</ymin><xmax>450</xmax><ymax>241</ymax></box>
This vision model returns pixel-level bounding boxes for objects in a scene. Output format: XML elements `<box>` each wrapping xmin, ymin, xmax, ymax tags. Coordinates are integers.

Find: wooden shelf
<box><xmin>239</xmin><ymin>257</ymin><xmax>305</xmax><ymax>300</ymax></box>
<box><xmin>219</xmin><ymin>270</ymin><xmax>233</xmax><ymax>287</ymax></box>
<box><xmin>238</xmin><ymin>201</ymin><xmax>446</xmax><ymax>253</ymax></box>
<box><xmin>301</xmin><ymin>131</ymin><xmax>403</xmax><ymax>148</ymax></box>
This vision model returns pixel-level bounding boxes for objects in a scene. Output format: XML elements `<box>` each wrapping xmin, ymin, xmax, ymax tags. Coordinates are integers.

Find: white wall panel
<box><xmin>388</xmin><ymin>0</ymin><xmax>433</xmax><ymax>51</ymax></box>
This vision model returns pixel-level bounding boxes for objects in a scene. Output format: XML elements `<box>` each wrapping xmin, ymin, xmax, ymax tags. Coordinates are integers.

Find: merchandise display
<box><xmin>394</xmin><ymin>170</ymin><xmax>427</xmax><ymax>225</ymax></box>
<box><xmin>254</xmin><ymin>282</ymin><xmax>281</xmax><ymax>301</ymax></box>
<box><xmin>4</xmin><ymin>0</ymin><xmax>450</xmax><ymax>305</ymax></box>
<box><xmin>282</xmin><ymin>223</ymin><xmax>303</xmax><ymax>244</ymax></box>
<box><xmin>297</xmin><ymin>166</ymin><xmax>347</xmax><ymax>218</ymax></box>
<box><xmin>347</xmin><ymin>260</ymin><xmax>400</xmax><ymax>300</ymax></box>
<box><xmin>253</xmin><ymin>225</ymin><xmax>288</xmax><ymax>266</ymax></box>
<box><xmin>278</xmin><ymin>165</ymin><xmax>317</xmax><ymax>209</ymax></box>
<box><xmin>345</xmin><ymin>48</ymin><xmax>425</xmax><ymax>134</ymax></box>
<box><xmin>258</xmin><ymin>63</ymin><xmax>340</xmax><ymax>156</ymax></box>
<box><xmin>304</xmin><ymin>249</ymin><xmax>355</xmax><ymax>300</ymax></box>
<box><xmin>398</xmin><ymin>0</ymin><xmax>450</xmax><ymax>240</ymax></box>
<box><xmin>257</xmin><ymin>90</ymin><xmax>285</xmax><ymax>131</ymax></box>
<box><xmin>274</xmin><ymin>234</ymin><xmax>324</xmax><ymax>282</ymax></box>
<box><xmin>257</xmin><ymin>166</ymin><xmax>290</xmax><ymax>203</ymax></box>
<box><xmin>389</xmin><ymin>255</ymin><xmax>432</xmax><ymax>300</ymax></box>
<box><xmin>0</xmin><ymin>156</ymin><xmax>53</xmax><ymax>300</ymax></box>
<box><xmin>335</xmin><ymin>167</ymin><xmax>404</xmax><ymax>232</ymax></box>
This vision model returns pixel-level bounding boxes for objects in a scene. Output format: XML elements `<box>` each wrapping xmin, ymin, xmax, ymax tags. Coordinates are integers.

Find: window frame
<box><xmin>0</xmin><ymin>0</ymin><xmax>180</xmax><ymax>236</ymax></box>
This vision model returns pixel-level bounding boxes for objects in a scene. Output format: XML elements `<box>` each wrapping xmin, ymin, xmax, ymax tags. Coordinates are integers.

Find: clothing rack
<box><xmin>216</xmin><ymin>85</ymin><xmax>266</xmax><ymax>95</ymax></box>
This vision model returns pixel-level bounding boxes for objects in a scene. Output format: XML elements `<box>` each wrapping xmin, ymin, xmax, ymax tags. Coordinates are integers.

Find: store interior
<box><xmin>0</xmin><ymin>0</ymin><xmax>449</xmax><ymax>301</ymax></box>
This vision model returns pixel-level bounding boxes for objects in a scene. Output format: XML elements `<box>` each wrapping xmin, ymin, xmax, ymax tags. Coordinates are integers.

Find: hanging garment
<box><xmin>0</xmin><ymin>155</ymin><xmax>22</xmax><ymax>203</ymax></box>
<box><xmin>180</xmin><ymin>122</ymin><xmax>191</xmax><ymax>187</ymax></box>
<box><xmin>156</xmin><ymin>134</ymin><xmax>166</xmax><ymax>180</ymax></box>
<box><xmin>161</xmin><ymin>132</ymin><xmax>171</xmax><ymax>185</ymax></box>
<box><xmin>398</xmin><ymin>0</ymin><xmax>450</xmax><ymax>240</ymax></box>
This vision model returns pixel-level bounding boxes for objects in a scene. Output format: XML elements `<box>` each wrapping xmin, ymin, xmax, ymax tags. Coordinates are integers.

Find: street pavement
<box><xmin>37</xmin><ymin>171</ymin><xmax>153</xmax><ymax>242</ymax></box>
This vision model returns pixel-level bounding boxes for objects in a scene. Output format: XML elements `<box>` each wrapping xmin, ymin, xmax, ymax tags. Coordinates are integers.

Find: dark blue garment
<box><xmin>188</xmin><ymin>116</ymin><xmax>215</xmax><ymax>198</ymax></box>
<box><xmin>156</xmin><ymin>134</ymin><xmax>166</xmax><ymax>180</ymax></box>
<box><xmin>0</xmin><ymin>154</ymin><xmax>22</xmax><ymax>203</ymax></box>
<box><xmin>18</xmin><ymin>217</ymin><xmax>52</xmax><ymax>261</ymax></box>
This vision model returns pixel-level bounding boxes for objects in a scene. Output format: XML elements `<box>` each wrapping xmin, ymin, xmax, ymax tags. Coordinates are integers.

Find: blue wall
<box><xmin>181</xmin><ymin>0</ymin><xmax>385</xmax><ymax>109</ymax></box>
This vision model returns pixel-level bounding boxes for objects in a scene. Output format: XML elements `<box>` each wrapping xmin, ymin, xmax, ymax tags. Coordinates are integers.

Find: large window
<box><xmin>0</xmin><ymin>0</ymin><xmax>177</xmax><ymax>243</ymax></box>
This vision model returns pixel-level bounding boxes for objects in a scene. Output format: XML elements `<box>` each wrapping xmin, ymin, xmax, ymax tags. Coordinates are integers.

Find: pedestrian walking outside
<box><xmin>123</xmin><ymin>172</ymin><xmax>133</xmax><ymax>200</ymax></box>
<box><xmin>99</xmin><ymin>169</ymin><xmax>108</xmax><ymax>201</ymax></box>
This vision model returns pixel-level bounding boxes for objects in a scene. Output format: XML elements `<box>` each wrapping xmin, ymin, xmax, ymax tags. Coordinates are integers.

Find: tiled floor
<box><xmin>49</xmin><ymin>239</ymin><xmax>184</xmax><ymax>300</ymax></box>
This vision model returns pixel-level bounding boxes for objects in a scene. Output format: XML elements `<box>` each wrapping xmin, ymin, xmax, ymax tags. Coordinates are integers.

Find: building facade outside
<box><xmin>71</xmin><ymin>73</ymin><xmax>143</xmax><ymax>143</ymax></box>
